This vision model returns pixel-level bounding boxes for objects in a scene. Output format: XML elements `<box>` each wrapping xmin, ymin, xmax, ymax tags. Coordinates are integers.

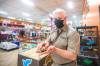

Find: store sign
<box><xmin>22</xmin><ymin>59</ymin><xmax>32</xmax><ymax>66</ymax></box>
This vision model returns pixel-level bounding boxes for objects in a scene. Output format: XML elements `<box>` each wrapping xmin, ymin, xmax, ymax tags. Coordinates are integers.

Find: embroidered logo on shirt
<box><xmin>60</xmin><ymin>36</ymin><xmax>67</xmax><ymax>40</ymax></box>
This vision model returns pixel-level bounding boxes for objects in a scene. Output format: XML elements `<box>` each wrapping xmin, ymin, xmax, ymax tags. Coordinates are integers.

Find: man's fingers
<box><xmin>36</xmin><ymin>45</ymin><xmax>42</xmax><ymax>53</ymax></box>
<box><xmin>39</xmin><ymin>51</ymin><xmax>49</xmax><ymax>55</ymax></box>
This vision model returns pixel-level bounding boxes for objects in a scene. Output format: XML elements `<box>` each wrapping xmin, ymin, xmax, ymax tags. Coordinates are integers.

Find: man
<box><xmin>36</xmin><ymin>8</ymin><xmax>80</xmax><ymax>66</ymax></box>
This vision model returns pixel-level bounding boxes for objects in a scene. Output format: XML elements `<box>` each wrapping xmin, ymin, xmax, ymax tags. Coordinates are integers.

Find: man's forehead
<box><xmin>53</xmin><ymin>12</ymin><xmax>66</xmax><ymax>19</ymax></box>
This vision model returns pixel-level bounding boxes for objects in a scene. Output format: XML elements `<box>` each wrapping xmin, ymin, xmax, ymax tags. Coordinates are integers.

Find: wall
<box><xmin>82</xmin><ymin>5</ymin><xmax>99</xmax><ymax>26</ymax></box>
<box><xmin>82</xmin><ymin>0</ymin><xmax>100</xmax><ymax>53</ymax></box>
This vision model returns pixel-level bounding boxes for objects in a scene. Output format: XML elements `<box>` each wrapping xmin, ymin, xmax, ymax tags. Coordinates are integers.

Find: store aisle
<box><xmin>0</xmin><ymin>49</ymin><xmax>18</xmax><ymax>66</ymax></box>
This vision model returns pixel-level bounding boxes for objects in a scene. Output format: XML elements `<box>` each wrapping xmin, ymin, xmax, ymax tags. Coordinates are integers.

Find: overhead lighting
<box><xmin>21</xmin><ymin>0</ymin><xmax>34</xmax><ymax>7</ymax></box>
<box><xmin>73</xmin><ymin>15</ymin><xmax>77</xmax><ymax>18</ymax></box>
<box><xmin>0</xmin><ymin>10</ymin><xmax>8</xmax><ymax>15</ymax></box>
<box><xmin>7</xmin><ymin>16</ymin><xmax>16</xmax><ymax>19</ymax></box>
<box><xmin>67</xmin><ymin>1</ymin><xmax>74</xmax><ymax>9</ymax></box>
<box><xmin>22</xmin><ymin>12</ymin><xmax>30</xmax><ymax>17</ymax></box>
<box><xmin>26</xmin><ymin>18</ymin><xmax>32</xmax><ymax>21</ymax></box>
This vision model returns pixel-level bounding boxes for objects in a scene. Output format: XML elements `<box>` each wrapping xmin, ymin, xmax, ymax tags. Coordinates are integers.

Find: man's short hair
<box><xmin>51</xmin><ymin>8</ymin><xmax>66</xmax><ymax>19</ymax></box>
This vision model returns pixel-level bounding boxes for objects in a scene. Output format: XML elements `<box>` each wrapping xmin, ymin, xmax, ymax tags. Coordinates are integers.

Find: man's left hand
<box><xmin>46</xmin><ymin>45</ymin><xmax>56</xmax><ymax>54</ymax></box>
<box><xmin>39</xmin><ymin>45</ymin><xmax>56</xmax><ymax>55</ymax></box>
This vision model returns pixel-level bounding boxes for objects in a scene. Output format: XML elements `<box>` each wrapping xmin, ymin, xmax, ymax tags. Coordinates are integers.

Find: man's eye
<box><xmin>57</xmin><ymin>17</ymin><xmax>62</xmax><ymax>19</ymax></box>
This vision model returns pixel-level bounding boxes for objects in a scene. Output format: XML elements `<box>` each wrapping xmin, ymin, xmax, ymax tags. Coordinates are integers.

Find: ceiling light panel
<box><xmin>66</xmin><ymin>1</ymin><xmax>74</xmax><ymax>9</ymax></box>
<box><xmin>22</xmin><ymin>12</ymin><xmax>30</xmax><ymax>17</ymax></box>
<box><xmin>0</xmin><ymin>10</ymin><xmax>8</xmax><ymax>15</ymax></box>
<box><xmin>21</xmin><ymin>0</ymin><xmax>34</xmax><ymax>7</ymax></box>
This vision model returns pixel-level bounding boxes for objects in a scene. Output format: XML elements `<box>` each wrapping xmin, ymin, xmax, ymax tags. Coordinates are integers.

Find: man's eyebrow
<box><xmin>58</xmin><ymin>17</ymin><xmax>61</xmax><ymax>19</ymax></box>
<box><xmin>55</xmin><ymin>17</ymin><xmax>62</xmax><ymax>19</ymax></box>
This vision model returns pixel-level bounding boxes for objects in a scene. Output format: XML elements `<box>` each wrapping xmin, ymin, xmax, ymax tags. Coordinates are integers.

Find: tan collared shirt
<box><xmin>48</xmin><ymin>26</ymin><xmax>80</xmax><ymax>64</ymax></box>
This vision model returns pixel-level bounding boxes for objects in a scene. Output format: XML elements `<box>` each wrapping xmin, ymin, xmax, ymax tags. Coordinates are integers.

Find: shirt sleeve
<box><xmin>67</xmin><ymin>31</ymin><xmax>80</xmax><ymax>55</ymax></box>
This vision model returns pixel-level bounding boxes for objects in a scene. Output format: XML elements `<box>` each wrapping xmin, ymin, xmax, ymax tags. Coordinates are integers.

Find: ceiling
<box><xmin>0</xmin><ymin>0</ymin><xmax>84</xmax><ymax>25</ymax></box>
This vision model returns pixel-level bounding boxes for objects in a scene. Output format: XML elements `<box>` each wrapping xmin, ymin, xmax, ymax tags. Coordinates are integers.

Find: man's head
<box><xmin>51</xmin><ymin>8</ymin><xmax>67</xmax><ymax>29</ymax></box>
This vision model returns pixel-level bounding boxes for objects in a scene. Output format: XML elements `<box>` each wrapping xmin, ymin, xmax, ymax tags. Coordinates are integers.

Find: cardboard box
<box><xmin>17</xmin><ymin>48</ymin><xmax>48</xmax><ymax>66</ymax></box>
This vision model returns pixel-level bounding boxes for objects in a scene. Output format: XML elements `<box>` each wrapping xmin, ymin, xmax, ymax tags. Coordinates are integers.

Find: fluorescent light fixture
<box><xmin>22</xmin><ymin>12</ymin><xmax>30</xmax><ymax>17</ymax></box>
<box><xmin>26</xmin><ymin>18</ymin><xmax>32</xmax><ymax>21</ymax></box>
<box><xmin>7</xmin><ymin>16</ymin><xmax>16</xmax><ymax>19</ymax></box>
<box><xmin>0</xmin><ymin>10</ymin><xmax>8</xmax><ymax>15</ymax></box>
<box><xmin>21</xmin><ymin>0</ymin><xmax>34</xmax><ymax>7</ymax></box>
<box><xmin>73</xmin><ymin>15</ymin><xmax>76</xmax><ymax>18</ymax></box>
<box><xmin>67</xmin><ymin>1</ymin><xmax>74</xmax><ymax>9</ymax></box>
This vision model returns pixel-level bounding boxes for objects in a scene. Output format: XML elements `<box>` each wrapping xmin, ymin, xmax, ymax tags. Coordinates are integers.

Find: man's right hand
<box><xmin>36</xmin><ymin>42</ymin><xmax>44</xmax><ymax>53</ymax></box>
<box><xmin>36</xmin><ymin>41</ymin><xmax>49</xmax><ymax>53</ymax></box>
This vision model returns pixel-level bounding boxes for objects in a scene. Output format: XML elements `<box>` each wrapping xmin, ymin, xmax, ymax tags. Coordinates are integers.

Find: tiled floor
<box><xmin>0</xmin><ymin>49</ymin><xmax>19</xmax><ymax>66</ymax></box>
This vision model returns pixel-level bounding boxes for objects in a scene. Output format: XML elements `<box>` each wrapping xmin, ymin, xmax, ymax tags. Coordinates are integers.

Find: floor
<box><xmin>0</xmin><ymin>49</ymin><xmax>19</xmax><ymax>66</ymax></box>
<box><xmin>0</xmin><ymin>48</ymin><xmax>99</xmax><ymax>66</ymax></box>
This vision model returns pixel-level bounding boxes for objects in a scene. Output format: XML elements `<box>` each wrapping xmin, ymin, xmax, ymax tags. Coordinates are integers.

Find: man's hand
<box><xmin>36</xmin><ymin>42</ymin><xmax>49</xmax><ymax>53</ymax></box>
<box><xmin>36</xmin><ymin>43</ymin><xmax>43</xmax><ymax>53</ymax></box>
<box><xmin>46</xmin><ymin>45</ymin><xmax>56</xmax><ymax>53</ymax></box>
<box><xmin>39</xmin><ymin>45</ymin><xmax>56</xmax><ymax>55</ymax></box>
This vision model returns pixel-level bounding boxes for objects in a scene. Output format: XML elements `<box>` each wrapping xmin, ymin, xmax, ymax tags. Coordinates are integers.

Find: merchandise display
<box><xmin>0</xmin><ymin>27</ymin><xmax>22</xmax><ymax>50</ymax></box>
<box><xmin>0</xmin><ymin>29</ymin><xmax>21</xmax><ymax>50</ymax></box>
<box><xmin>0</xmin><ymin>42</ymin><xmax>18</xmax><ymax>50</ymax></box>
<box><xmin>77</xmin><ymin>26</ymin><xmax>99</xmax><ymax>66</ymax></box>
<box><xmin>20</xmin><ymin>43</ymin><xmax>37</xmax><ymax>52</ymax></box>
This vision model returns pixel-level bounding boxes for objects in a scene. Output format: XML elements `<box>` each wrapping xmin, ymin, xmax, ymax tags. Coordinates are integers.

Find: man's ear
<box><xmin>64</xmin><ymin>16</ymin><xmax>67</xmax><ymax>20</ymax></box>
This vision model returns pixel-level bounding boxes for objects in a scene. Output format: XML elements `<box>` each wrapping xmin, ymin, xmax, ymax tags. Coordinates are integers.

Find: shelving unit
<box><xmin>0</xmin><ymin>26</ymin><xmax>21</xmax><ymax>50</ymax></box>
<box><xmin>77</xmin><ymin>26</ymin><xmax>99</xmax><ymax>66</ymax></box>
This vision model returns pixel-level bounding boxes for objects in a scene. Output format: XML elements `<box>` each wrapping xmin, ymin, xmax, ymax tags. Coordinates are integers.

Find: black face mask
<box><xmin>54</xmin><ymin>19</ymin><xmax>64</xmax><ymax>29</ymax></box>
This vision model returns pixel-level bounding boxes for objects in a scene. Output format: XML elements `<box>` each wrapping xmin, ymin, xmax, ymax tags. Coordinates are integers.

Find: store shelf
<box><xmin>77</xmin><ymin>26</ymin><xmax>98</xmax><ymax>29</ymax></box>
<box><xmin>80</xmin><ymin>35</ymin><xmax>97</xmax><ymax>37</ymax></box>
<box><xmin>77</xmin><ymin>26</ymin><xmax>99</xmax><ymax>66</ymax></box>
